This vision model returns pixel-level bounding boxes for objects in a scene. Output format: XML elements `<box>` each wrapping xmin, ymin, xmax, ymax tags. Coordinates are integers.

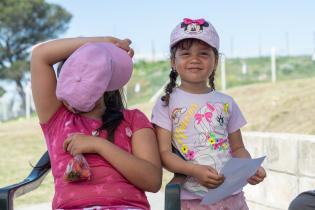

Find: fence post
<box><xmin>123</xmin><ymin>85</ymin><xmax>128</xmax><ymax>104</ymax></box>
<box><xmin>220</xmin><ymin>55</ymin><xmax>226</xmax><ymax>91</ymax></box>
<box><xmin>0</xmin><ymin>98</ymin><xmax>7</xmax><ymax>121</ymax></box>
<box><xmin>242</xmin><ymin>61</ymin><xmax>247</xmax><ymax>75</ymax></box>
<box><xmin>25</xmin><ymin>82</ymin><xmax>31</xmax><ymax>119</ymax></box>
<box><xmin>271</xmin><ymin>47</ymin><xmax>277</xmax><ymax>83</ymax></box>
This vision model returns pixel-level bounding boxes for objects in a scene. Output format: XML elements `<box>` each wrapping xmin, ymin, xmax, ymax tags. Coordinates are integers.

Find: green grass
<box><xmin>126</xmin><ymin>60</ymin><xmax>170</xmax><ymax>105</ymax></box>
<box><xmin>0</xmin><ymin>117</ymin><xmax>54</xmax><ymax>207</ymax></box>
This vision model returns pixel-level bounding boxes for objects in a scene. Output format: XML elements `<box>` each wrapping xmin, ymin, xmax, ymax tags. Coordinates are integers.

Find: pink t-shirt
<box><xmin>40</xmin><ymin>105</ymin><xmax>152</xmax><ymax>210</ymax></box>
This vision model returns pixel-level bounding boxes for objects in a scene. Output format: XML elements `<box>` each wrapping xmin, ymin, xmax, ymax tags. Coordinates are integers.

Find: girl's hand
<box><xmin>191</xmin><ymin>164</ymin><xmax>225</xmax><ymax>189</ymax></box>
<box><xmin>116</xmin><ymin>38</ymin><xmax>134</xmax><ymax>57</ymax></box>
<box><xmin>63</xmin><ymin>133</ymin><xmax>100</xmax><ymax>156</ymax></box>
<box><xmin>247</xmin><ymin>166</ymin><xmax>266</xmax><ymax>185</ymax></box>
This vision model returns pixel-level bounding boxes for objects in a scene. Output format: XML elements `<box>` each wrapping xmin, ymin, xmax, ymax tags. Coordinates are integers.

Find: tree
<box><xmin>0</xmin><ymin>86</ymin><xmax>4</xmax><ymax>97</ymax></box>
<box><xmin>0</xmin><ymin>0</ymin><xmax>72</xmax><ymax>111</ymax></box>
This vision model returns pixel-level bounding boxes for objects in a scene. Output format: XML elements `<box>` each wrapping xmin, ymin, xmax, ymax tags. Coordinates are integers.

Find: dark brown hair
<box><xmin>161</xmin><ymin>39</ymin><xmax>219</xmax><ymax>106</ymax></box>
<box><xmin>97</xmin><ymin>90</ymin><xmax>125</xmax><ymax>142</ymax></box>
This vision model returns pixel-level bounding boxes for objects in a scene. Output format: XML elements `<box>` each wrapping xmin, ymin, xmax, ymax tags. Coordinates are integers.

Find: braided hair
<box><xmin>161</xmin><ymin>39</ymin><xmax>219</xmax><ymax>106</ymax></box>
<box><xmin>161</xmin><ymin>67</ymin><xmax>178</xmax><ymax>106</ymax></box>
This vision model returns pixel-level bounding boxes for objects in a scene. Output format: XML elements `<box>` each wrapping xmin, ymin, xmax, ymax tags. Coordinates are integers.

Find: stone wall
<box><xmin>242</xmin><ymin>132</ymin><xmax>315</xmax><ymax>210</ymax></box>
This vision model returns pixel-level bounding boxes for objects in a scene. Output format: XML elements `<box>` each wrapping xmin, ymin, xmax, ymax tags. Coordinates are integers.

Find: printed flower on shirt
<box><xmin>224</xmin><ymin>103</ymin><xmax>229</xmax><ymax>113</ymax></box>
<box><xmin>208</xmin><ymin>137</ymin><xmax>216</xmax><ymax>145</ymax></box>
<box><xmin>209</xmin><ymin>132</ymin><xmax>216</xmax><ymax>138</ymax></box>
<box><xmin>207</xmin><ymin>132</ymin><xmax>216</xmax><ymax>145</ymax></box>
<box><xmin>185</xmin><ymin>150</ymin><xmax>195</xmax><ymax>160</ymax></box>
<box><xmin>181</xmin><ymin>144</ymin><xmax>188</xmax><ymax>154</ymax></box>
<box><xmin>208</xmin><ymin>137</ymin><xmax>230</xmax><ymax>152</ymax></box>
<box><xmin>125</xmin><ymin>127</ymin><xmax>132</xmax><ymax>137</ymax></box>
<box><xmin>222</xmin><ymin>142</ymin><xmax>228</xmax><ymax>150</ymax></box>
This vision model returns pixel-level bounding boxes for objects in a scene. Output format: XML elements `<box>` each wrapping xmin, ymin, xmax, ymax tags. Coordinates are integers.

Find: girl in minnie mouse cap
<box><xmin>151</xmin><ymin>18</ymin><xmax>266</xmax><ymax>210</ymax></box>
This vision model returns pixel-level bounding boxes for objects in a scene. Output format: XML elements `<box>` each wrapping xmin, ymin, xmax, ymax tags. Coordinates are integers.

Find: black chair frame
<box><xmin>0</xmin><ymin>151</ymin><xmax>50</xmax><ymax>210</ymax></box>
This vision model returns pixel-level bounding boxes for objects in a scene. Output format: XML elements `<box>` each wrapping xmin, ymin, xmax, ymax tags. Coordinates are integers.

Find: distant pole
<box><xmin>221</xmin><ymin>55</ymin><xmax>226</xmax><ymax>91</ymax></box>
<box><xmin>3</xmin><ymin>100</ymin><xmax>6</xmax><ymax>120</ymax></box>
<box><xmin>25</xmin><ymin>82</ymin><xmax>31</xmax><ymax>119</ymax></box>
<box><xmin>242</xmin><ymin>61</ymin><xmax>247</xmax><ymax>75</ymax></box>
<box><xmin>0</xmin><ymin>98</ymin><xmax>7</xmax><ymax>121</ymax></box>
<box><xmin>134</xmin><ymin>83</ymin><xmax>141</xmax><ymax>93</ymax></box>
<box><xmin>271</xmin><ymin>47</ymin><xmax>277</xmax><ymax>83</ymax></box>
<box><xmin>313</xmin><ymin>31</ymin><xmax>315</xmax><ymax>61</ymax></box>
<box><xmin>124</xmin><ymin>85</ymin><xmax>128</xmax><ymax>104</ymax></box>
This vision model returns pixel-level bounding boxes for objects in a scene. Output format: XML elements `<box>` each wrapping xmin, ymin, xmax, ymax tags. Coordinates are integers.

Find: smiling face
<box><xmin>171</xmin><ymin>39</ymin><xmax>218</xmax><ymax>91</ymax></box>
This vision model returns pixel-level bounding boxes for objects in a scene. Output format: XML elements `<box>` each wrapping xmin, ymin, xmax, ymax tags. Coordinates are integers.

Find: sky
<box><xmin>47</xmin><ymin>0</ymin><xmax>315</xmax><ymax>59</ymax></box>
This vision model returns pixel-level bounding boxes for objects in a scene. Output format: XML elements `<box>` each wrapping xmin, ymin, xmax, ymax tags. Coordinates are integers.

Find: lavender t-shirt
<box><xmin>151</xmin><ymin>88</ymin><xmax>246</xmax><ymax>198</ymax></box>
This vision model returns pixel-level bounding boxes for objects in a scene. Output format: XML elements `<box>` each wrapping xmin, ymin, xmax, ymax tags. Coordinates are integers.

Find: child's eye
<box><xmin>200</xmin><ymin>52</ymin><xmax>210</xmax><ymax>56</ymax></box>
<box><xmin>179</xmin><ymin>52</ymin><xmax>189</xmax><ymax>56</ymax></box>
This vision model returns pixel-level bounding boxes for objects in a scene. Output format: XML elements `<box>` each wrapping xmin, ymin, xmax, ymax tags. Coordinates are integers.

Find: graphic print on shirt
<box><xmin>193</xmin><ymin>102</ymin><xmax>231</xmax><ymax>171</ymax></box>
<box><xmin>171</xmin><ymin>107</ymin><xmax>187</xmax><ymax>124</ymax></box>
<box><xmin>172</xmin><ymin>104</ymin><xmax>198</xmax><ymax>161</ymax></box>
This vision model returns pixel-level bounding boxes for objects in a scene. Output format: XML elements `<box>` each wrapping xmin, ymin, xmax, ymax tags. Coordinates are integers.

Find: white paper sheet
<box><xmin>201</xmin><ymin>156</ymin><xmax>266</xmax><ymax>205</ymax></box>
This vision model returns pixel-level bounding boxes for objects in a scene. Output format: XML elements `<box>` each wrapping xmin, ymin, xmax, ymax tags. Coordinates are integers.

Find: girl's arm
<box><xmin>156</xmin><ymin>126</ymin><xmax>224</xmax><ymax>188</ymax></box>
<box><xmin>229</xmin><ymin>129</ymin><xmax>266</xmax><ymax>184</ymax></box>
<box><xmin>156</xmin><ymin>126</ymin><xmax>195</xmax><ymax>175</ymax></box>
<box><xmin>228</xmin><ymin>129</ymin><xmax>251</xmax><ymax>158</ymax></box>
<box><xmin>64</xmin><ymin>128</ymin><xmax>162</xmax><ymax>192</ymax></box>
<box><xmin>31</xmin><ymin>37</ymin><xmax>129</xmax><ymax>123</ymax></box>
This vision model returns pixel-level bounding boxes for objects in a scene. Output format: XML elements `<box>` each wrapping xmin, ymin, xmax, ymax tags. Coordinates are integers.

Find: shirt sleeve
<box><xmin>130</xmin><ymin>109</ymin><xmax>153</xmax><ymax>133</ymax></box>
<box><xmin>227</xmin><ymin>98</ymin><xmax>247</xmax><ymax>134</ymax></box>
<box><xmin>151</xmin><ymin>98</ymin><xmax>172</xmax><ymax>132</ymax></box>
<box><xmin>40</xmin><ymin>105</ymin><xmax>67</xmax><ymax>136</ymax></box>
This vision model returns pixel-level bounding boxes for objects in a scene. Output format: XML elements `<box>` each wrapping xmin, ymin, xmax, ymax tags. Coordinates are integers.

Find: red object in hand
<box><xmin>64</xmin><ymin>154</ymin><xmax>92</xmax><ymax>182</ymax></box>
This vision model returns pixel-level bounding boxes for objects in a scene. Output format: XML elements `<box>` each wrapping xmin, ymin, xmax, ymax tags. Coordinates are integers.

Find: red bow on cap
<box><xmin>183</xmin><ymin>18</ymin><xmax>205</xmax><ymax>25</ymax></box>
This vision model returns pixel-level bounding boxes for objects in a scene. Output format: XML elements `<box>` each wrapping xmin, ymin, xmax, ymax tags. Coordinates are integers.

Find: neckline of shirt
<box><xmin>175</xmin><ymin>87</ymin><xmax>215</xmax><ymax>96</ymax></box>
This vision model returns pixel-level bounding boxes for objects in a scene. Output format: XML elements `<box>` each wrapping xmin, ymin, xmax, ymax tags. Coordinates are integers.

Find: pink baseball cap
<box><xmin>56</xmin><ymin>42</ymin><xmax>133</xmax><ymax>112</ymax></box>
<box><xmin>170</xmin><ymin>18</ymin><xmax>220</xmax><ymax>51</ymax></box>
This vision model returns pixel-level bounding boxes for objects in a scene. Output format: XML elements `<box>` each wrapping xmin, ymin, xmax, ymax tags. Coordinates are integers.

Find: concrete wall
<box><xmin>242</xmin><ymin>132</ymin><xmax>315</xmax><ymax>210</ymax></box>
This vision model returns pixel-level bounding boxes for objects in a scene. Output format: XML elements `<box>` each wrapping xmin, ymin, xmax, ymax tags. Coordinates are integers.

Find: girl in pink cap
<box><xmin>151</xmin><ymin>18</ymin><xmax>266</xmax><ymax>210</ymax></box>
<box><xmin>31</xmin><ymin>37</ymin><xmax>162</xmax><ymax>210</ymax></box>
